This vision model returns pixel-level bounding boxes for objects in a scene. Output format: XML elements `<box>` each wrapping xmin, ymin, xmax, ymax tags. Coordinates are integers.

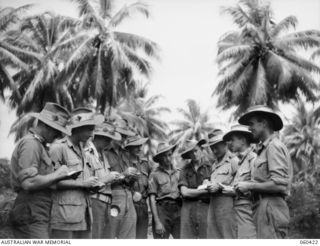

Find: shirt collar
<box><xmin>157</xmin><ymin>165</ymin><xmax>177</xmax><ymax>175</ymax></box>
<box><xmin>30</xmin><ymin>129</ymin><xmax>46</xmax><ymax>145</ymax></box>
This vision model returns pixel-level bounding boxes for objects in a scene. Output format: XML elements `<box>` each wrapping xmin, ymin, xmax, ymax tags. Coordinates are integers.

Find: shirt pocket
<box><xmin>39</xmin><ymin>153</ymin><xmax>54</xmax><ymax>175</ymax></box>
<box><xmin>57</xmin><ymin>190</ymin><xmax>86</xmax><ymax>224</ymax></box>
<box><xmin>158</xmin><ymin>178</ymin><xmax>171</xmax><ymax>195</ymax></box>
<box><xmin>253</xmin><ymin>157</ymin><xmax>268</xmax><ymax>180</ymax></box>
<box><xmin>66</xmin><ymin>158</ymin><xmax>82</xmax><ymax>172</ymax></box>
<box><xmin>216</xmin><ymin>167</ymin><xmax>232</xmax><ymax>184</ymax></box>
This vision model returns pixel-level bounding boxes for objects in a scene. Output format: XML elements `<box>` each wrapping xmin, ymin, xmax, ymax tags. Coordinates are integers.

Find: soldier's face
<box><xmin>46</xmin><ymin>127</ymin><xmax>62</xmax><ymax>143</ymax></box>
<box><xmin>230</xmin><ymin>135</ymin><xmax>243</xmax><ymax>152</ymax></box>
<box><xmin>248</xmin><ymin>117</ymin><xmax>264</xmax><ymax>140</ymax></box>
<box><xmin>210</xmin><ymin>142</ymin><xmax>226</xmax><ymax>159</ymax></box>
<box><xmin>128</xmin><ymin>145</ymin><xmax>142</xmax><ymax>156</ymax></box>
<box><xmin>159</xmin><ymin>150</ymin><xmax>173</xmax><ymax>165</ymax></box>
<box><xmin>189</xmin><ymin>146</ymin><xmax>202</xmax><ymax>161</ymax></box>
<box><xmin>73</xmin><ymin>125</ymin><xmax>95</xmax><ymax>143</ymax></box>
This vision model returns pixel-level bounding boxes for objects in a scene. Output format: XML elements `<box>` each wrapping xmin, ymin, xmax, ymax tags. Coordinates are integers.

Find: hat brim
<box><xmin>94</xmin><ymin>131</ymin><xmax>121</xmax><ymax>141</ymax></box>
<box><xmin>197</xmin><ymin>139</ymin><xmax>207</xmax><ymax>146</ymax></box>
<box><xmin>68</xmin><ymin>114</ymin><xmax>105</xmax><ymax>130</ymax></box>
<box><xmin>223</xmin><ymin>130</ymin><xmax>254</xmax><ymax>143</ymax></box>
<box><xmin>116</xmin><ymin>127</ymin><xmax>136</xmax><ymax>136</ymax></box>
<box><xmin>125</xmin><ymin>138</ymin><xmax>148</xmax><ymax>148</ymax></box>
<box><xmin>153</xmin><ymin>144</ymin><xmax>177</xmax><ymax>163</ymax></box>
<box><xmin>238</xmin><ymin>111</ymin><xmax>283</xmax><ymax>131</ymax></box>
<box><xmin>31</xmin><ymin>113</ymin><xmax>71</xmax><ymax>136</ymax></box>
<box><xmin>202</xmin><ymin>139</ymin><xmax>224</xmax><ymax>148</ymax></box>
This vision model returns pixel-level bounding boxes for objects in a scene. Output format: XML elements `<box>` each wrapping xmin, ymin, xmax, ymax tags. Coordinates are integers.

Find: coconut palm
<box><xmin>57</xmin><ymin>0</ymin><xmax>160</xmax><ymax>114</ymax></box>
<box><xmin>282</xmin><ymin>99</ymin><xmax>320</xmax><ymax>183</ymax></box>
<box><xmin>0</xmin><ymin>5</ymin><xmax>34</xmax><ymax>101</ymax></box>
<box><xmin>169</xmin><ymin>99</ymin><xmax>216</xmax><ymax>147</ymax></box>
<box><xmin>214</xmin><ymin>0</ymin><xmax>320</xmax><ymax>116</ymax></box>
<box><xmin>7</xmin><ymin>12</ymin><xmax>80</xmax><ymax>141</ymax></box>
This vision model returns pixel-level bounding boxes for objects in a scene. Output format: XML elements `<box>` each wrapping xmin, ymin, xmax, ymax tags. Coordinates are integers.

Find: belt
<box><xmin>157</xmin><ymin>198</ymin><xmax>182</xmax><ymax>205</ymax></box>
<box><xmin>91</xmin><ymin>193</ymin><xmax>112</xmax><ymax>204</ymax></box>
<box><xmin>183</xmin><ymin>198</ymin><xmax>210</xmax><ymax>204</ymax></box>
<box><xmin>252</xmin><ymin>193</ymin><xmax>286</xmax><ymax>202</ymax></box>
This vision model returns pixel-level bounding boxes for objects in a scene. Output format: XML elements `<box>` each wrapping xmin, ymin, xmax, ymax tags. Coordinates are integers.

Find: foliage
<box><xmin>169</xmin><ymin>99</ymin><xmax>216</xmax><ymax>147</ymax></box>
<box><xmin>215</xmin><ymin>0</ymin><xmax>320</xmax><ymax>116</ymax></box>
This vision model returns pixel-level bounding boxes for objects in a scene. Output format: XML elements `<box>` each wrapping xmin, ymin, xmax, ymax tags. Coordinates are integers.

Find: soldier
<box><xmin>123</xmin><ymin>135</ymin><xmax>150</xmax><ymax>239</ymax></box>
<box><xmin>10</xmin><ymin>103</ymin><xmax>71</xmax><ymax>239</ymax></box>
<box><xmin>236</xmin><ymin>105</ymin><xmax>292</xmax><ymax>239</ymax></box>
<box><xmin>104</xmin><ymin>119</ymin><xmax>138</xmax><ymax>239</ymax></box>
<box><xmin>49</xmin><ymin>108</ymin><xmax>104</xmax><ymax>239</ymax></box>
<box><xmin>223</xmin><ymin>125</ymin><xmax>257</xmax><ymax>239</ymax></box>
<box><xmin>178</xmin><ymin>140</ymin><xmax>211</xmax><ymax>239</ymax></box>
<box><xmin>149</xmin><ymin>142</ymin><xmax>181</xmax><ymax>239</ymax></box>
<box><xmin>85</xmin><ymin>122</ymin><xmax>122</xmax><ymax>238</ymax></box>
<box><xmin>203</xmin><ymin>134</ymin><xmax>238</xmax><ymax>239</ymax></box>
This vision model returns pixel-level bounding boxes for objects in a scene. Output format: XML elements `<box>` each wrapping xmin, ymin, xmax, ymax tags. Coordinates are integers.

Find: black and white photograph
<box><xmin>0</xmin><ymin>0</ymin><xmax>320</xmax><ymax>242</ymax></box>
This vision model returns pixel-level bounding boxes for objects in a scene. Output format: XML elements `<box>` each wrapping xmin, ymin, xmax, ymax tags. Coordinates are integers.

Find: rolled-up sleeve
<box><xmin>148</xmin><ymin>172</ymin><xmax>158</xmax><ymax>196</ymax></box>
<box><xmin>17</xmin><ymin>139</ymin><xmax>41</xmax><ymax>182</ymax></box>
<box><xmin>267</xmin><ymin>142</ymin><xmax>290</xmax><ymax>185</ymax></box>
<box><xmin>178</xmin><ymin>169</ymin><xmax>188</xmax><ymax>188</ymax></box>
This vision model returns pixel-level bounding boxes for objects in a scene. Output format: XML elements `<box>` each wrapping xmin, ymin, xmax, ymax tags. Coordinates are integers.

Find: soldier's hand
<box><xmin>155</xmin><ymin>221</ymin><xmax>165</xmax><ymax>235</ymax></box>
<box><xmin>110</xmin><ymin>171</ymin><xmax>121</xmax><ymax>181</ymax></box>
<box><xmin>235</xmin><ymin>181</ymin><xmax>252</xmax><ymax>193</ymax></box>
<box><xmin>124</xmin><ymin>167</ymin><xmax>139</xmax><ymax>177</ymax></box>
<box><xmin>54</xmin><ymin>165</ymin><xmax>69</xmax><ymax>179</ymax></box>
<box><xmin>82</xmin><ymin>177</ymin><xmax>99</xmax><ymax>188</ymax></box>
<box><xmin>202</xmin><ymin>179</ymin><xmax>210</xmax><ymax>185</ymax></box>
<box><xmin>207</xmin><ymin>182</ymin><xmax>220</xmax><ymax>193</ymax></box>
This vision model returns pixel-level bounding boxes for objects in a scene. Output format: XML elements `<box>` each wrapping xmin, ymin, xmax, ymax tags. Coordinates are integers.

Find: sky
<box><xmin>0</xmin><ymin>0</ymin><xmax>320</xmax><ymax>158</ymax></box>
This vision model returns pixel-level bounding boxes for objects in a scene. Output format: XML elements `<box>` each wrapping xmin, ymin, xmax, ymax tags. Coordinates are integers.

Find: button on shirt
<box><xmin>210</xmin><ymin>151</ymin><xmax>239</xmax><ymax>186</ymax></box>
<box><xmin>85</xmin><ymin>142</ymin><xmax>112</xmax><ymax>196</ymax></box>
<box><xmin>123</xmin><ymin>154</ymin><xmax>151</xmax><ymax>199</ymax></box>
<box><xmin>148</xmin><ymin>166</ymin><xmax>180</xmax><ymax>201</ymax></box>
<box><xmin>10</xmin><ymin>130</ymin><xmax>54</xmax><ymax>192</ymax></box>
<box><xmin>49</xmin><ymin>137</ymin><xmax>92</xmax><ymax>231</ymax></box>
<box><xmin>232</xmin><ymin>148</ymin><xmax>256</xmax><ymax>185</ymax></box>
<box><xmin>252</xmin><ymin>134</ymin><xmax>293</xmax><ymax>194</ymax></box>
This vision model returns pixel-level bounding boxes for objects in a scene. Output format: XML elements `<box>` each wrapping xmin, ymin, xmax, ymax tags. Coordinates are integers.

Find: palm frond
<box><xmin>270</xmin><ymin>15</ymin><xmax>298</xmax><ymax>37</ymax></box>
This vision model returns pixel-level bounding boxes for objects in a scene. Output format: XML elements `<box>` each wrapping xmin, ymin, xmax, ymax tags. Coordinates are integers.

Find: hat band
<box><xmin>39</xmin><ymin>110</ymin><xmax>68</xmax><ymax>126</ymax></box>
<box><xmin>69</xmin><ymin>113</ymin><xmax>95</xmax><ymax>125</ymax></box>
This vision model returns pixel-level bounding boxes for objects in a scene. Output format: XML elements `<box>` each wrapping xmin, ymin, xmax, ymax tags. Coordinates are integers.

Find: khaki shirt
<box><xmin>49</xmin><ymin>137</ymin><xmax>92</xmax><ymax>231</ymax></box>
<box><xmin>122</xmin><ymin>153</ymin><xmax>151</xmax><ymax>199</ymax></box>
<box><xmin>10</xmin><ymin>130</ymin><xmax>54</xmax><ymax>192</ymax></box>
<box><xmin>148</xmin><ymin>166</ymin><xmax>180</xmax><ymax>201</ymax></box>
<box><xmin>85</xmin><ymin>142</ymin><xmax>112</xmax><ymax>197</ymax></box>
<box><xmin>210</xmin><ymin>151</ymin><xmax>238</xmax><ymax>186</ymax></box>
<box><xmin>252</xmin><ymin>134</ymin><xmax>292</xmax><ymax>194</ymax></box>
<box><xmin>232</xmin><ymin>148</ymin><xmax>256</xmax><ymax>185</ymax></box>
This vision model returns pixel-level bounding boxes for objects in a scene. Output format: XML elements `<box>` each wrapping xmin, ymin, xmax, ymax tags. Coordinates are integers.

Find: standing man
<box><xmin>178</xmin><ymin>140</ymin><xmax>211</xmax><ymax>239</ymax></box>
<box><xmin>149</xmin><ymin>142</ymin><xmax>181</xmax><ymax>239</ymax></box>
<box><xmin>203</xmin><ymin>134</ymin><xmax>238</xmax><ymax>239</ymax></box>
<box><xmin>85</xmin><ymin>122</ymin><xmax>122</xmax><ymax>238</ymax></box>
<box><xmin>49</xmin><ymin>108</ymin><xmax>104</xmax><ymax>239</ymax></box>
<box><xmin>10</xmin><ymin>103</ymin><xmax>71</xmax><ymax>239</ymax></box>
<box><xmin>123</xmin><ymin>135</ymin><xmax>150</xmax><ymax>239</ymax></box>
<box><xmin>236</xmin><ymin>105</ymin><xmax>292</xmax><ymax>239</ymax></box>
<box><xmin>104</xmin><ymin>118</ymin><xmax>139</xmax><ymax>239</ymax></box>
<box><xmin>223</xmin><ymin>125</ymin><xmax>257</xmax><ymax>239</ymax></box>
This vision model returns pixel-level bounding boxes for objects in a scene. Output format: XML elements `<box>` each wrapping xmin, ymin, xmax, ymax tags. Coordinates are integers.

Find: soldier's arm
<box><xmin>149</xmin><ymin>194</ymin><xmax>162</xmax><ymax>225</ymax></box>
<box><xmin>180</xmin><ymin>186</ymin><xmax>208</xmax><ymax>198</ymax></box>
<box><xmin>19</xmin><ymin>140</ymin><xmax>69</xmax><ymax>191</ymax></box>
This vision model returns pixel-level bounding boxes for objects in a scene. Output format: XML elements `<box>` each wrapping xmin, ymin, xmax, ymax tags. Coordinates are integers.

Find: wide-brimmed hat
<box><xmin>124</xmin><ymin>135</ymin><xmax>148</xmax><ymax>148</ymax></box>
<box><xmin>202</xmin><ymin>134</ymin><xmax>225</xmax><ymax>148</ymax></box>
<box><xmin>68</xmin><ymin>108</ymin><xmax>104</xmax><ymax>130</ymax></box>
<box><xmin>153</xmin><ymin>142</ymin><xmax>177</xmax><ymax>163</ymax></box>
<box><xmin>208</xmin><ymin>129</ymin><xmax>223</xmax><ymax>139</ymax></box>
<box><xmin>94</xmin><ymin>122</ymin><xmax>121</xmax><ymax>141</ymax></box>
<box><xmin>238</xmin><ymin>105</ymin><xmax>283</xmax><ymax>131</ymax></box>
<box><xmin>223</xmin><ymin>124</ymin><xmax>254</xmax><ymax>143</ymax></box>
<box><xmin>30</xmin><ymin>102</ymin><xmax>70</xmax><ymax>135</ymax></box>
<box><xmin>114</xmin><ymin>119</ymin><xmax>136</xmax><ymax>136</ymax></box>
<box><xmin>180</xmin><ymin>140</ymin><xmax>201</xmax><ymax>159</ymax></box>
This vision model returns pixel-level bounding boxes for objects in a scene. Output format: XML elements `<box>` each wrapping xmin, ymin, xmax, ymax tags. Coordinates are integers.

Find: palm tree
<box><xmin>57</xmin><ymin>0</ymin><xmax>160</xmax><ymax>114</ymax></box>
<box><xmin>214</xmin><ymin>0</ymin><xmax>320</xmax><ymax>116</ymax></box>
<box><xmin>7</xmin><ymin>12</ymin><xmax>80</xmax><ymax>141</ymax></box>
<box><xmin>169</xmin><ymin>99</ymin><xmax>217</xmax><ymax>148</ymax></box>
<box><xmin>282</xmin><ymin>99</ymin><xmax>320</xmax><ymax>184</ymax></box>
<box><xmin>111</xmin><ymin>82</ymin><xmax>170</xmax><ymax>157</ymax></box>
<box><xmin>0</xmin><ymin>5</ymin><xmax>34</xmax><ymax>101</ymax></box>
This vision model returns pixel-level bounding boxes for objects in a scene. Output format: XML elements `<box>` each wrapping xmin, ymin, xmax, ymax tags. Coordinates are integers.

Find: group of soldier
<box><xmin>9</xmin><ymin>102</ymin><xmax>292</xmax><ymax>239</ymax></box>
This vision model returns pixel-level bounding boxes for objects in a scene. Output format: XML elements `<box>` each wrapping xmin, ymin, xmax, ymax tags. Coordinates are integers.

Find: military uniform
<box><xmin>123</xmin><ymin>153</ymin><xmax>151</xmax><ymax>239</ymax></box>
<box><xmin>10</xmin><ymin>131</ymin><xmax>54</xmax><ymax>239</ymax></box>
<box><xmin>232</xmin><ymin>148</ymin><xmax>257</xmax><ymax>239</ymax></box>
<box><xmin>252</xmin><ymin>134</ymin><xmax>292</xmax><ymax>238</ymax></box>
<box><xmin>85</xmin><ymin>143</ymin><xmax>112</xmax><ymax>239</ymax></box>
<box><xmin>178</xmin><ymin>160</ymin><xmax>211</xmax><ymax>238</ymax></box>
<box><xmin>49</xmin><ymin>138</ymin><xmax>93</xmax><ymax>239</ymax></box>
<box><xmin>207</xmin><ymin>150</ymin><xmax>238</xmax><ymax>239</ymax></box>
<box><xmin>148</xmin><ymin>166</ymin><xmax>181</xmax><ymax>239</ymax></box>
<box><xmin>104</xmin><ymin>146</ymin><xmax>137</xmax><ymax>239</ymax></box>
